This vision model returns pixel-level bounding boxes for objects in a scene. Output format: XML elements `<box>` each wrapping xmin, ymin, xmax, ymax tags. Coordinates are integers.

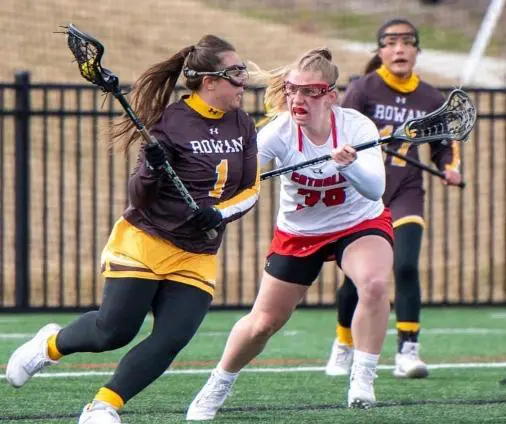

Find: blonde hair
<box><xmin>252</xmin><ymin>48</ymin><xmax>339</xmax><ymax>118</ymax></box>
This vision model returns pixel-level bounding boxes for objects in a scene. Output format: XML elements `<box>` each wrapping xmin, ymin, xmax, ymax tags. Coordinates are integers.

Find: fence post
<box><xmin>14</xmin><ymin>71</ymin><xmax>31</xmax><ymax>308</ymax></box>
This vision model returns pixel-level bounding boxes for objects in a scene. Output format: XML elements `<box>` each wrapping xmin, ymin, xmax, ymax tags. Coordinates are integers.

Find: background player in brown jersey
<box><xmin>325</xmin><ymin>18</ymin><xmax>462</xmax><ymax>380</ymax></box>
<box><xmin>5</xmin><ymin>35</ymin><xmax>259</xmax><ymax>424</ymax></box>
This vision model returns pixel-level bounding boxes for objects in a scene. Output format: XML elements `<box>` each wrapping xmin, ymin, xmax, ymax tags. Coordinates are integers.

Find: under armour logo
<box><xmin>208</xmin><ymin>108</ymin><xmax>220</xmax><ymax>115</ymax></box>
<box><xmin>209</xmin><ymin>127</ymin><xmax>219</xmax><ymax>135</ymax></box>
<box><xmin>395</xmin><ymin>96</ymin><xmax>407</xmax><ymax>105</ymax></box>
<box><xmin>311</xmin><ymin>167</ymin><xmax>324</xmax><ymax>174</ymax></box>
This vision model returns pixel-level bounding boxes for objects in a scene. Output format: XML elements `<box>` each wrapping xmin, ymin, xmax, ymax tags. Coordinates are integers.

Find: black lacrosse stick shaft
<box><xmin>260</xmin><ymin>136</ymin><xmax>391</xmax><ymax>181</ymax></box>
<box><xmin>383</xmin><ymin>147</ymin><xmax>465</xmax><ymax>189</ymax></box>
<box><xmin>63</xmin><ymin>23</ymin><xmax>218</xmax><ymax>239</ymax></box>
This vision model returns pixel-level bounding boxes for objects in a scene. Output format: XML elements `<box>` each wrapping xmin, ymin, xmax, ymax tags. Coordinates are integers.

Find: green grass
<box><xmin>1</xmin><ymin>308</ymin><xmax>506</xmax><ymax>422</ymax></box>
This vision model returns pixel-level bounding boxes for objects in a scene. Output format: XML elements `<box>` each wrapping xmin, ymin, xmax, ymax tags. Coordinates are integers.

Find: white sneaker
<box><xmin>186</xmin><ymin>370</ymin><xmax>236</xmax><ymax>421</ymax></box>
<box><xmin>393</xmin><ymin>342</ymin><xmax>429</xmax><ymax>378</ymax></box>
<box><xmin>78</xmin><ymin>401</ymin><xmax>121</xmax><ymax>424</ymax></box>
<box><xmin>6</xmin><ymin>323</ymin><xmax>61</xmax><ymax>388</ymax></box>
<box><xmin>325</xmin><ymin>340</ymin><xmax>353</xmax><ymax>376</ymax></box>
<box><xmin>348</xmin><ymin>365</ymin><xmax>376</xmax><ymax>409</ymax></box>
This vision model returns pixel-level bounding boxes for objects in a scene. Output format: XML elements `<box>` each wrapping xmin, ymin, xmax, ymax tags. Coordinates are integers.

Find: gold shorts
<box><xmin>101</xmin><ymin>217</ymin><xmax>217</xmax><ymax>297</ymax></box>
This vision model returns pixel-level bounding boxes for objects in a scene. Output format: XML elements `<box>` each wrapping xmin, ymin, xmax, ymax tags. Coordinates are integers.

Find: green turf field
<box><xmin>1</xmin><ymin>308</ymin><xmax>506</xmax><ymax>423</ymax></box>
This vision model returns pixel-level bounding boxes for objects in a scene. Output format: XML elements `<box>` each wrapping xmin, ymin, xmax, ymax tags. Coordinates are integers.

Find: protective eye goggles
<box><xmin>282</xmin><ymin>81</ymin><xmax>336</xmax><ymax>98</ymax></box>
<box><xmin>183</xmin><ymin>64</ymin><xmax>249</xmax><ymax>87</ymax></box>
<box><xmin>378</xmin><ymin>32</ymin><xmax>419</xmax><ymax>48</ymax></box>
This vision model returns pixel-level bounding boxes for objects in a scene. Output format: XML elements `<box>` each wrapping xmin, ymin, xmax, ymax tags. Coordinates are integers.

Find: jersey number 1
<box><xmin>209</xmin><ymin>159</ymin><xmax>228</xmax><ymax>198</ymax></box>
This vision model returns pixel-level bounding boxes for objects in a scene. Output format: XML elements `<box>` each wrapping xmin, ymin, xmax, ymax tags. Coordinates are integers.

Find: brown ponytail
<box><xmin>112</xmin><ymin>35</ymin><xmax>236</xmax><ymax>151</ymax></box>
<box><xmin>364</xmin><ymin>54</ymin><xmax>382</xmax><ymax>75</ymax></box>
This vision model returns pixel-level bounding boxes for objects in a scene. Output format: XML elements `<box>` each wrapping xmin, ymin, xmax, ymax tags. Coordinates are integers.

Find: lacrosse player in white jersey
<box><xmin>186</xmin><ymin>48</ymin><xmax>394</xmax><ymax>421</ymax></box>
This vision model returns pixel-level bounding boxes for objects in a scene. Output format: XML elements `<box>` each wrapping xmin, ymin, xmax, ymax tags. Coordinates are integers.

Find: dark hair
<box><xmin>113</xmin><ymin>35</ymin><xmax>236</xmax><ymax>150</ymax></box>
<box><xmin>376</xmin><ymin>18</ymin><xmax>420</xmax><ymax>48</ymax></box>
<box><xmin>364</xmin><ymin>54</ymin><xmax>383</xmax><ymax>74</ymax></box>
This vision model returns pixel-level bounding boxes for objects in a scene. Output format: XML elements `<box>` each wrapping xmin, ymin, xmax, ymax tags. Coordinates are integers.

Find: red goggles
<box><xmin>282</xmin><ymin>81</ymin><xmax>336</xmax><ymax>98</ymax></box>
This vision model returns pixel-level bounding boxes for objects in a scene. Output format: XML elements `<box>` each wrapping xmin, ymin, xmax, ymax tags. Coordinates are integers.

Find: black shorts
<box><xmin>264</xmin><ymin>228</ymin><xmax>393</xmax><ymax>286</ymax></box>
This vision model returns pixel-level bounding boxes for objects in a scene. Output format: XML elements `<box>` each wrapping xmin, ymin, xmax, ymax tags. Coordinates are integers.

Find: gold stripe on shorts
<box><xmin>101</xmin><ymin>217</ymin><xmax>218</xmax><ymax>296</ymax></box>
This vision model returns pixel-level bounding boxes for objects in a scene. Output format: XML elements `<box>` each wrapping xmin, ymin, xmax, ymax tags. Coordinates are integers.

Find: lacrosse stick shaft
<box><xmin>383</xmin><ymin>147</ymin><xmax>465</xmax><ymax>189</ymax></box>
<box><xmin>64</xmin><ymin>23</ymin><xmax>218</xmax><ymax>240</ymax></box>
<box><xmin>260</xmin><ymin>136</ymin><xmax>391</xmax><ymax>181</ymax></box>
<box><xmin>113</xmin><ymin>90</ymin><xmax>218</xmax><ymax>239</ymax></box>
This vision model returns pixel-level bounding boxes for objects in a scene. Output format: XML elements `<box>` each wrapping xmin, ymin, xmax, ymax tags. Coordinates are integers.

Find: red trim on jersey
<box><xmin>297</xmin><ymin>111</ymin><xmax>338</xmax><ymax>152</ymax></box>
<box><xmin>268</xmin><ymin>208</ymin><xmax>393</xmax><ymax>258</ymax></box>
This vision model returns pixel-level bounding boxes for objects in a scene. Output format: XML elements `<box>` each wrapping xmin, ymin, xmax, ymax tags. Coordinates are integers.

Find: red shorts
<box><xmin>268</xmin><ymin>208</ymin><xmax>393</xmax><ymax>258</ymax></box>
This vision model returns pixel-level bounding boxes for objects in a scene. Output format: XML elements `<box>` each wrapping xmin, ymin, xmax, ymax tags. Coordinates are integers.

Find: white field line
<box><xmin>2</xmin><ymin>327</ymin><xmax>506</xmax><ymax>340</ymax></box>
<box><xmin>1</xmin><ymin>362</ymin><xmax>506</xmax><ymax>380</ymax></box>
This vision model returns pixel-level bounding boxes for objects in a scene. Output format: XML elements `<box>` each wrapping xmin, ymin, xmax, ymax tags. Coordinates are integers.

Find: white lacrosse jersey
<box><xmin>258</xmin><ymin>105</ymin><xmax>385</xmax><ymax>236</ymax></box>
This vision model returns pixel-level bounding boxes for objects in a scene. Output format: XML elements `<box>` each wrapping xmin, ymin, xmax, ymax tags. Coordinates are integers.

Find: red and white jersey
<box><xmin>258</xmin><ymin>105</ymin><xmax>385</xmax><ymax>236</ymax></box>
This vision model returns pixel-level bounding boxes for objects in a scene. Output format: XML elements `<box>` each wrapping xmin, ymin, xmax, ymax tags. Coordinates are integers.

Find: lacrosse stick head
<box><xmin>63</xmin><ymin>23</ymin><xmax>120</xmax><ymax>93</ymax></box>
<box><xmin>393</xmin><ymin>88</ymin><xmax>477</xmax><ymax>144</ymax></box>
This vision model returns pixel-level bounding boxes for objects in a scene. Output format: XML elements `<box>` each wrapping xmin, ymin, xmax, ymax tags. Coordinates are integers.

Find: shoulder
<box><xmin>257</xmin><ymin>112</ymin><xmax>291</xmax><ymax>144</ymax></box>
<box><xmin>333</xmin><ymin>105</ymin><xmax>378</xmax><ymax>138</ymax></box>
<box><xmin>416</xmin><ymin>80</ymin><xmax>445</xmax><ymax>105</ymax></box>
<box><xmin>235</xmin><ymin>108</ymin><xmax>256</xmax><ymax>127</ymax></box>
<box><xmin>345</xmin><ymin>72</ymin><xmax>380</xmax><ymax>92</ymax></box>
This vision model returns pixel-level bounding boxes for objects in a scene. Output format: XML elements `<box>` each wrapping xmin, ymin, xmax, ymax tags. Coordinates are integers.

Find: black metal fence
<box><xmin>1</xmin><ymin>71</ymin><xmax>505</xmax><ymax>311</ymax></box>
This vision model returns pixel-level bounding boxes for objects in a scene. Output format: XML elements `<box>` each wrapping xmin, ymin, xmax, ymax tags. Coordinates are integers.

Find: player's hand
<box><xmin>331</xmin><ymin>144</ymin><xmax>357</xmax><ymax>167</ymax></box>
<box><xmin>189</xmin><ymin>207</ymin><xmax>223</xmax><ymax>232</ymax></box>
<box><xmin>443</xmin><ymin>168</ymin><xmax>462</xmax><ymax>186</ymax></box>
<box><xmin>144</xmin><ymin>142</ymin><xmax>167</xmax><ymax>174</ymax></box>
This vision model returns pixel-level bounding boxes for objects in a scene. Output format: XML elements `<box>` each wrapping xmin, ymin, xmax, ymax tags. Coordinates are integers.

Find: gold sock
<box><xmin>95</xmin><ymin>387</ymin><xmax>124</xmax><ymax>410</ymax></box>
<box><xmin>396</xmin><ymin>322</ymin><xmax>421</xmax><ymax>333</ymax></box>
<box><xmin>337</xmin><ymin>325</ymin><xmax>353</xmax><ymax>348</ymax></box>
<box><xmin>47</xmin><ymin>335</ymin><xmax>63</xmax><ymax>361</ymax></box>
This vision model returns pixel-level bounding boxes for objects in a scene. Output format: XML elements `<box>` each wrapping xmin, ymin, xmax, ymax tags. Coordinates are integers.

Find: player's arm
<box><xmin>214</xmin><ymin>120</ymin><xmax>260</xmax><ymax>223</ymax></box>
<box><xmin>256</xmin><ymin>116</ymin><xmax>288</xmax><ymax>170</ymax></box>
<box><xmin>331</xmin><ymin>116</ymin><xmax>385</xmax><ymax>201</ymax></box>
<box><xmin>128</xmin><ymin>130</ymin><xmax>174</xmax><ymax>209</ymax></box>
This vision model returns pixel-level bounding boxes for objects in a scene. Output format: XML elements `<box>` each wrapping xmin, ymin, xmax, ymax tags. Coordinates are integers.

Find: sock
<box><xmin>94</xmin><ymin>387</ymin><xmax>124</xmax><ymax>410</ymax></box>
<box><xmin>396</xmin><ymin>322</ymin><xmax>420</xmax><ymax>352</ymax></box>
<box><xmin>215</xmin><ymin>365</ymin><xmax>239</xmax><ymax>382</ymax></box>
<box><xmin>47</xmin><ymin>335</ymin><xmax>63</xmax><ymax>361</ymax></box>
<box><xmin>352</xmin><ymin>350</ymin><xmax>379</xmax><ymax>371</ymax></box>
<box><xmin>336</xmin><ymin>325</ymin><xmax>353</xmax><ymax>348</ymax></box>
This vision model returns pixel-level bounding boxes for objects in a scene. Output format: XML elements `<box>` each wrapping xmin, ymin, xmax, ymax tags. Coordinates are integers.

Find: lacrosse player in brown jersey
<box><xmin>6</xmin><ymin>35</ymin><xmax>259</xmax><ymax>424</ymax></box>
<box><xmin>325</xmin><ymin>18</ymin><xmax>462</xmax><ymax>380</ymax></box>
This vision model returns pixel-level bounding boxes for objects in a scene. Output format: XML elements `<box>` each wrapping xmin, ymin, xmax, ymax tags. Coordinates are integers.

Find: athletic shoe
<box><xmin>393</xmin><ymin>341</ymin><xmax>429</xmax><ymax>378</ymax></box>
<box><xmin>6</xmin><ymin>323</ymin><xmax>61</xmax><ymax>388</ymax></box>
<box><xmin>325</xmin><ymin>340</ymin><xmax>353</xmax><ymax>376</ymax></box>
<box><xmin>186</xmin><ymin>370</ymin><xmax>235</xmax><ymax>421</ymax></box>
<box><xmin>78</xmin><ymin>401</ymin><xmax>121</xmax><ymax>424</ymax></box>
<box><xmin>348</xmin><ymin>364</ymin><xmax>376</xmax><ymax>409</ymax></box>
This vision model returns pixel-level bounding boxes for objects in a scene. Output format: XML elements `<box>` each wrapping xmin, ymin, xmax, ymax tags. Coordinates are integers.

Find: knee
<box><xmin>358</xmin><ymin>274</ymin><xmax>389</xmax><ymax>305</ymax></box>
<box><xmin>94</xmin><ymin>322</ymin><xmax>138</xmax><ymax>351</ymax></box>
<box><xmin>249</xmin><ymin>312</ymin><xmax>286</xmax><ymax>341</ymax></box>
<box><xmin>394</xmin><ymin>262</ymin><xmax>418</xmax><ymax>284</ymax></box>
<box><xmin>160</xmin><ymin>332</ymin><xmax>193</xmax><ymax>356</ymax></box>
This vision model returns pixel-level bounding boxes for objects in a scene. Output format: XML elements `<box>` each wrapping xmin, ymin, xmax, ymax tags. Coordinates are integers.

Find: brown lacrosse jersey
<box><xmin>341</xmin><ymin>69</ymin><xmax>460</xmax><ymax>211</ymax></box>
<box><xmin>124</xmin><ymin>93</ymin><xmax>260</xmax><ymax>254</ymax></box>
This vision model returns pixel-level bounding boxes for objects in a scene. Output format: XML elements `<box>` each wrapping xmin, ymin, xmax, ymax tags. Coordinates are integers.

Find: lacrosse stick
<box><xmin>61</xmin><ymin>23</ymin><xmax>217</xmax><ymax>239</ymax></box>
<box><xmin>260</xmin><ymin>88</ymin><xmax>476</xmax><ymax>181</ymax></box>
<box><xmin>382</xmin><ymin>147</ymin><xmax>466</xmax><ymax>189</ymax></box>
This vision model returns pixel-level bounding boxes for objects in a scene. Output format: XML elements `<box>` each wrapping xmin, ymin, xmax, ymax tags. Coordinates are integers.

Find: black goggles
<box><xmin>378</xmin><ymin>32</ymin><xmax>419</xmax><ymax>48</ymax></box>
<box><xmin>183</xmin><ymin>64</ymin><xmax>249</xmax><ymax>87</ymax></box>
